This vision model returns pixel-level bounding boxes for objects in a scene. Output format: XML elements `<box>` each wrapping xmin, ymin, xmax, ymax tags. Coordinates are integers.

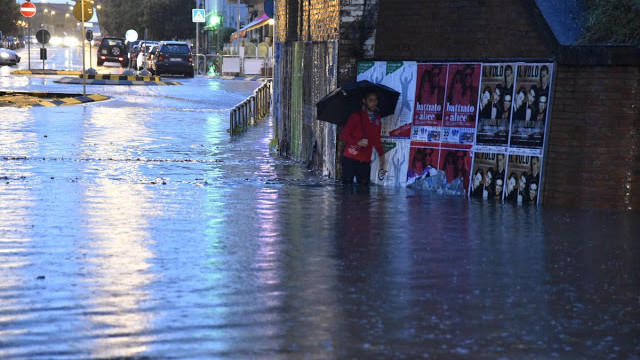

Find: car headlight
<box><xmin>0</xmin><ymin>52</ymin><xmax>10</xmax><ymax>59</ymax></box>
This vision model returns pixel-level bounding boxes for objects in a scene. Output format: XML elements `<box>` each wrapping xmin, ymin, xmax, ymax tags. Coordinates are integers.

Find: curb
<box><xmin>0</xmin><ymin>91</ymin><xmax>110</xmax><ymax>108</ymax></box>
<box><xmin>210</xmin><ymin>75</ymin><xmax>271</xmax><ymax>82</ymax></box>
<box><xmin>82</xmin><ymin>74</ymin><xmax>162</xmax><ymax>81</ymax></box>
<box><xmin>54</xmin><ymin>77</ymin><xmax>182</xmax><ymax>86</ymax></box>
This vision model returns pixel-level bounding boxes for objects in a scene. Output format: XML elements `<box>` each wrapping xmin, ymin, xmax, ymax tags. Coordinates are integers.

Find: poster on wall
<box><xmin>371</xmin><ymin>139</ymin><xmax>411</xmax><ymax>186</ymax></box>
<box><xmin>405</xmin><ymin>145</ymin><xmax>440</xmax><ymax>187</ymax></box>
<box><xmin>356</xmin><ymin>61</ymin><xmax>386</xmax><ymax>84</ymax></box>
<box><xmin>380</xmin><ymin>61</ymin><xmax>417</xmax><ymax>138</ymax></box>
<box><xmin>438</xmin><ymin>146</ymin><xmax>472</xmax><ymax>194</ymax></box>
<box><xmin>470</xmin><ymin>151</ymin><xmax>507</xmax><ymax>201</ymax></box>
<box><xmin>505</xmin><ymin>153</ymin><xmax>542</xmax><ymax>205</ymax></box>
<box><xmin>475</xmin><ymin>63</ymin><xmax>516</xmax><ymax>148</ymax></box>
<box><xmin>442</xmin><ymin>63</ymin><xmax>481</xmax><ymax>146</ymax></box>
<box><xmin>509</xmin><ymin>63</ymin><xmax>553</xmax><ymax>152</ymax></box>
<box><xmin>412</xmin><ymin>63</ymin><xmax>446</xmax><ymax>143</ymax></box>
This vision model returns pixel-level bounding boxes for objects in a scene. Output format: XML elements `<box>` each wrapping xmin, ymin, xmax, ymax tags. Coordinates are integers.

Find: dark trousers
<box><xmin>342</xmin><ymin>157</ymin><xmax>371</xmax><ymax>185</ymax></box>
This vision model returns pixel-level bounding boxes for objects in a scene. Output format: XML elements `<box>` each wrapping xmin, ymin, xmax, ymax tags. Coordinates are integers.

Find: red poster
<box><xmin>411</xmin><ymin>64</ymin><xmax>446</xmax><ymax>146</ymax></box>
<box><xmin>438</xmin><ymin>146</ymin><xmax>472</xmax><ymax>191</ymax></box>
<box><xmin>413</xmin><ymin>64</ymin><xmax>446</xmax><ymax>126</ymax></box>
<box><xmin>406</xmin><ymin>146</ymin><xmax>439</xmax><ymax>184</ymax></box>
<box><xmin>443</xmin><ymin>63</ymin><xmax>480</xmax><ymax>128</ymax></box>
<box><xmin>442</xmin><ymin>63</ymin><xmax>481</xmax><ymax>146</ymax></box>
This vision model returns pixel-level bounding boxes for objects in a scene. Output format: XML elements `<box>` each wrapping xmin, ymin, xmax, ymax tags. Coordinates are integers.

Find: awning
<box><xmin>230</xmin><ymin>13</ymin><xmax>271</xmax><ymax>40</ymax></box>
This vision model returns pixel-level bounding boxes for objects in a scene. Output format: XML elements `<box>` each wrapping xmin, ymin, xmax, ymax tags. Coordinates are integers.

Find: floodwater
<box><xmin>1</xmin><ymin>47</ymin><xmax>639</xmax><ymax>359</ymax></box>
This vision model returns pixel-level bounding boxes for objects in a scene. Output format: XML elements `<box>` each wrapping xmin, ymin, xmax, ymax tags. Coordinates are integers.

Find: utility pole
<box><xmin>236</xmin><ymin>0</ymin><xmax>240</xmax><ymax>55</ymax></box>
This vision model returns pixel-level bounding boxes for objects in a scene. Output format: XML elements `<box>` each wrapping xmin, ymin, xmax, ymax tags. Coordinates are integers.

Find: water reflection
<box><xmin>0</xmin><ymin>111</ymin><xmax>35</xmax><ymax>358</ymax></box>
<box><xmin>78</xmin><ymin>108</ymin><xmax>156</xmax><ymax>358</ymax></box>
<box><xmin>1</xmin><ymin>77</ymin><xmax>638</xmax><ymax>359</ymax></box>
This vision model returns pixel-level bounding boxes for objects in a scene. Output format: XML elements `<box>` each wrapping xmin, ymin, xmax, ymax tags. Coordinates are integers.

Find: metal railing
<box><xmin>230</xmin><ymin>79</ymin><xmax>272</xmax><ymax>136</ymax></box>
<box><xmin>195</xmin><ymin>53</ymin><xmax>221</xmax><ymax>76</ymax></box>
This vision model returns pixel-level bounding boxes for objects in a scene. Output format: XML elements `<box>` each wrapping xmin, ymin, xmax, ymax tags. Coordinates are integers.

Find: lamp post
<box><xmin>43</xmin><ymin>8</ymin><xmax>49</xmax><ymax>30</ymax></box>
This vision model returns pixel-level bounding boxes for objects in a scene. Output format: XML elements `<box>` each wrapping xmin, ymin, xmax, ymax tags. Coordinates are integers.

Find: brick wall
<box><xmin>338</xmin><ymin>0</ymin><xmax>379</xmax><ymax>83</ymax></box>
<box><xmin>375</xmin><ymin>0</ymin><xmax>550</xmax><ymax>60</ymax></box>
<box><xmin>304</xmin><ymin>0</ymin><xmax>340</xmax><ymax>41</ymax></box>
<box><xmin>544</xmin><ymin>65</ymin><xmax>640</xmax><ymax>210</ymax></box>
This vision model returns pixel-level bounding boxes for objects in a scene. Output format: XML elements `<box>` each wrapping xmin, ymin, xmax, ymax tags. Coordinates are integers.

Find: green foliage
<box><xmin>99</xmin><ymin>0</ymin><xmax>144</xmax><ymax>38</ymax></box>
<box><xmin>0</xmin><ymin>0</ymin><xmax>20</xmax><ymax>36</ymax></box>
<box><xmin>98</xmin><ymin>0</ymin><xmax>195</xmax><ymax>40</ymax></box>
<box><xmin>580</xmin><ymin>0</ymin><xmax>640</xmax><ymax>45</ymax></box>
<box><xmin>219</xmin><ymin>27</ymin><xmax>237</xmax><ymax>44</ymax></box>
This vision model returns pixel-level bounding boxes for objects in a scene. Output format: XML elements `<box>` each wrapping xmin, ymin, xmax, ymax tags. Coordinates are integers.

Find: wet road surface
<box><xmin>1</xmin><ymin>47</ymin><xmax>639</xmax><ymax>359</ymax></box>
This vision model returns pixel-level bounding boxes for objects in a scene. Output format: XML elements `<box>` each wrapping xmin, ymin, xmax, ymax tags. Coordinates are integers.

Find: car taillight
<box><xmin>100</xmin><ymin>56</ymin><xmax>106</xmax><ymax>59</ymax></box>
<box><xmin>189</xmin><ymin>57</ymin><xmax>193</xmax><ymax>63</ymax></box>
<box><xmin>118</xmin><ymin>57</ymin><xmax>124</xmax><ymax>61</ymax></box>
<box><xmin>158</xmin><ymin>55</ymin><xmax>164</xmax><ymax>62</ymax></box>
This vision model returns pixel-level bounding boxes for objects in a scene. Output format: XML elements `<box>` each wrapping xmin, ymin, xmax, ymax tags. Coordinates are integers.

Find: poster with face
<box><xmin>509</xmin><ymin>63</ymin><xmax>553</xmax><ymax>150</ymax></box>
<box><xmin>470</xmin><ymin>151</ymin><xmax>507</xmax><ymax>201</ymax></box>
<box><xmin>475</xmin><ymin>63</ymin><xmax>516</xmax><ymax>147</ymax></box>
<box><xmin>410</xmin><ymin>63</ymin><xmax>446</xmax><ymax>144</ymax></box>
<box><xmin>438</xmin><ymin>146</ymin><xmax>472</xmax><ymax>193</ymax></box>
<box><xmin>380</xmin><ymin>61</ymin><xmax>417</xmax><ymax>138</ymax></box>
<box><xmin>442</xmin><ymin>63</ymin><xmax>481</xmax><ymax>146</ymax></box>
<box><xmin>406</xmin><ymin>145</ymin><xmax>439</xmax><ymax>185</ymax></box>
<box><xmin>505</xmin><ymin>153</ymin><xmax>542</xmax><ymax>205</ymax></box>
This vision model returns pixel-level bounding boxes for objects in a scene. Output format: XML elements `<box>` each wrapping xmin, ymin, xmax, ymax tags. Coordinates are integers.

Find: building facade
<box><xmin>272</xmin><ymin>0</ymin><xmax>640</xmax><ymax>210</ymax></box>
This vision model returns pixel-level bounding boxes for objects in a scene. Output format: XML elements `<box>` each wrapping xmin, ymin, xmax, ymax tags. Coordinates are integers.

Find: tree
<box><xmin>99</xmin><ymin>0</ymin><xmax>144</xmax><ymax>38</ymax></box>
<box><xmin>143</xmin><ymin>0</ymin><xmax>194</xmax><ymax>40</ymax></box>
<box><xmin>97</xmin><ymin>0</ymin><xmax>194</xmax><ymax>41</ymax></box>
<box><xmin>580</xmin><ymin>0</ymin><xmax>640</xmax><ymax>45</ymax></box>
<box><xmin>0</xmin><ymin>0</ymin><xmax>20</xmax><ymax>37</ymax></box>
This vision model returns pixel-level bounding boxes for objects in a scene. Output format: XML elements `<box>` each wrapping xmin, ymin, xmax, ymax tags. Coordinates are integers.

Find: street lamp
<box><xmin>43</xmin><ymin>8</ymin><xmax>49</xmax><ymax>30</ymax></box>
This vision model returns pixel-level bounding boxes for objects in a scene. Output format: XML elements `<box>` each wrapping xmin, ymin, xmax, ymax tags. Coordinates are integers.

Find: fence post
<box><xmin>229</xmin><ymin>80</ymin><xmax>273</xmax><ymax>136</ymax></box>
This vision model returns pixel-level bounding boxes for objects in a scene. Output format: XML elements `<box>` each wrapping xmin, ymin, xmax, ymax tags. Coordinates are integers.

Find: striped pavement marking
<box><xmin>11</xmin><ymin>69</ymin><xmax>83</xmax><ymax>76</ymax></box>
<box><xmin>82</xmin><ymin>74</ymin><xmax>162</xmax><ymax>81</ymax></box>
<box><xmin>210</xmin><ymin>75</ymin><xmax>271</xmax><ymax>82</ymax></box>
<box><xmin>54</xmin><ymin>77</ymin><xmax>182</xmax><ymax>86</ymax></box>
<box><xmin>0</xmin><ymin>91</ymin><xmax>110</xmax><ymax>108</ymax></box>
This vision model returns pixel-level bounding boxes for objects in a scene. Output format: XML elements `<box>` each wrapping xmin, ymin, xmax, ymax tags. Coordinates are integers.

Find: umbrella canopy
<box><xmin>316</xmin><ymin>80</ymin><xmax>400</xmax><ymax>126</ymax></box>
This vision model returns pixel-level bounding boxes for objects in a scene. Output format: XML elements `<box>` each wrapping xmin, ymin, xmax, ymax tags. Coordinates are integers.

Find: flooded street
<box><xmin>1</xmin><ymin>47</ymin><xmax>639</xmax><ymax>359</ymax></box>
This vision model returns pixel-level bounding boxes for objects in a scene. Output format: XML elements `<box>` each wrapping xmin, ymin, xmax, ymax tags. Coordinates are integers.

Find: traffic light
<box><xmin>208</xmin><ymin>14</ymin><xmax>221</xmax><ymax>28</ymax></box>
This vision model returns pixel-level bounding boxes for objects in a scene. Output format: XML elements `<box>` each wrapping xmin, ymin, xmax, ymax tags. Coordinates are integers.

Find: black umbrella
<box><xmin>315</xmin><ymin>80</ymin><xmax>401</xmax><ymax>126</ymax></box>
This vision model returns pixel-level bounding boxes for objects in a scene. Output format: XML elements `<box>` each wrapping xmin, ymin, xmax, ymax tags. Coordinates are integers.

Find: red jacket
<box><xmin>341</xmin><ymin>108</ymin><xmax>384</xmax><ymax>163</ymax></box>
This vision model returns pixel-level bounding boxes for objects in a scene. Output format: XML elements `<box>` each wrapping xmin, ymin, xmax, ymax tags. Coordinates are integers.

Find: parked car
<box><xmin>126</xmin><ymin>39</ymin><xmax>140</xmax><ymax>65</ymax></box>
<box><xmin>0</xmin><ymin>48</ymin><xmax>21</xmax><ymax>66</ymax></box>
<box><xmin>129</xmin><ymin>44</ymin><xmax>141</xmax><ymax>69</ymax></box>
<box><xmin>2</xmin><ymin>36</ymin><xmax>19</xmax><ymax>50</ymax></box>
<box><xmin>148</xmin><ymin>41</ymin><xmax>194</xmax><ymax>77</ymax></box>
<box><xmin>97</xmin><ymin>37</ymin><xmax>128</xmax><ymax>67</ymax></box>
<box><xmin>136</xmin><ymin>40</ymin><xmax>158</xmax><ymax>70</ymax></box>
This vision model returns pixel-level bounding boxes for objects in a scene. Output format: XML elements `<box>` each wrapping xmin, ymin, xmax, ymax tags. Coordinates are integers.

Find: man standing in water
<box><xmin>341</xmin><ymin>90</ymin><xmax>386</xmax><ymax>185</ymax></box>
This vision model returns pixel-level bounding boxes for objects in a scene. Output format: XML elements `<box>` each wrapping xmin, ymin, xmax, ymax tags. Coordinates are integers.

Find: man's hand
<box><xmin>379</xmin><ymin>155</ymin><xmax>386</xmax><ymax>169</ymax></box>
<box><xmin>357</xmin><ymin>138</ymin><xmax>369</xmax><ymax>147</ymax></box>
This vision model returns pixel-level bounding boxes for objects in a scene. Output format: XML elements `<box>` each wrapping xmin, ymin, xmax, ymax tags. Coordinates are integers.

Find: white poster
<box><xmin>370</xmin><ymin>138</ymin><xmax>411</xmax><ymax>187</ymax></box>
<box><xmin>356</xmin><ymin>61</ymin><xmax>386</xmax><ymax>83</ymax></box>
<box><xmin>380</xmin><ymin>61</ymin><xmax>417</xmax><ymax>138</ymax></box>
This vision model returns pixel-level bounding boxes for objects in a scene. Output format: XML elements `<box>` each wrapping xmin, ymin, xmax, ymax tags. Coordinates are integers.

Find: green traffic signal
<box><xmin>209</xmin><ymin>14</ymin><xmax>221</xmax><ymax>27</ymax></box>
